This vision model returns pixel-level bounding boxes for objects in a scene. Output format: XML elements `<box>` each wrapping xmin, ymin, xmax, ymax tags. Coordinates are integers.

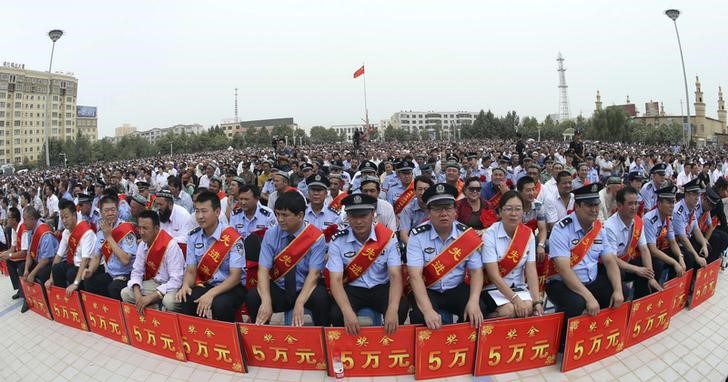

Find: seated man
<box><xmin>48</xmin><ymin>199</ymin><xmax>98</xmax><ymax>296</ymax></box>
<box><xmin>407</xmin><ymin>183</ymin><xmax>484</xmax><ymax>330</ymax></box>
<box><xmin>85</xmin><ymin>195</ymin><xmax>138</xmax><ymax>300</ymax></box>
<box><xmin>644</xmin><ymin>185</ymin><xmax>686</xmax><ymax>281</ymax></box>
<box><xmin>672</xmin><ymin>179</ymin><xmax>711</xmax><ymax>270</ymax></box>
<box><xmin>176</xmin><ymin>191</ymin><xmax>246</xmax><ymax>322</ymax></box>
<box><xmin>246</xmin><ymin>190</ymin><xmax>330</xmax><ymax>326</ymax></box>
<box><xmin>0</xmin><ymin>207</ymin><xmax>24</xmax><ymax>300</ymax></box>
<box><xmin>21</xmin><ymin>207</ymin><xmax>60</xmax><ymax>312</ymax></box>
<box><xmin>544</xmin><ymin>184</ymin><xmax>624</xmax><ymax>347</ymax></box>
<box><xmin>121</xmin><ymin>210</ymin><xmax>184</xmax><ymax>313</ymax></box>
<box><xmin>327</xmin><ymin>194</ymin><xmax>408</xmax><ymax>335</ymax></box>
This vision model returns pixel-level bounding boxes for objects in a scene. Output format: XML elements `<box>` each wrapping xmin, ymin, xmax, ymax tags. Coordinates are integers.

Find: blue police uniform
<box><xmin>326</xmin><ymin>225</ymin><xmax>400</xmax><ymax>288</ymax></box>
<box><xmin>640</xmin><ymin>181</ymin><xmax>660</xmax><ymax>212</ymax></box>
<box><xmin>672</xmin><ymin>199</ymin><xmax>697</xmax><ymax>240</ymax></box>
<box><xmin>229</xmin><ymin>205</ymin><xmax>276</xmax><ymax>239</ymax></box>
<box><xmin>604</xmin><ymin>212</ymin><xmax>653</xmax><ymax>299</ymax></box>
<box><xmin>304</xmin><ymin>205</ymin><xmax>342</xmax><ymax>233</ymax></box>
<box><xmin>297</xmin><ymin>179</ymin><xmax>309</xmax><ymax>199</ymax></box>
<box><xmin>386</xmin><ymin>179</ymin><xmax>407</xmax><ymax>206</ymax></box>
<box><xmin>85</xmin><ymin>219</ymin><xmax>138</xmax><ymax>299</ymax></box>
<box><xmin>26</xmin><ymin>222</ymin><xmax>60</xmax><ymax>283</ymax></box>
<box><xmin>399</xmin><ymin>199</ymin><xmax>428</xmax><ymax>233</ymax></box>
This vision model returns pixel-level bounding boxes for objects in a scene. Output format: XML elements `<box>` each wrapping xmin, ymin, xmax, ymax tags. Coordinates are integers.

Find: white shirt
<box><xmin>481</xmin><ymin>222</ymin><xmax>536</xmax><ymax>290</ymax></box>
<box><xmin>56</xmin><ymin>227</ymin><xmax>96</xmax><ymax>267</ymax></box>
<box><xmin>604</xmin><ymin>213</ymin><xmax>647</xmax><ymax>258</ymax></box>
<box><xmin>375</xmin><ymin>199</ymin><xmax>398</xmax><ymax>232</ymax></box>
<box><xmin>545</xmin><ymin>193</ymin><xmax>575</xmax><ymax>224</ymax></box>
<box><xmin>46</xmin><ymin>194</ymin><xmax>59</xmax><ymax>218</ymax></box>
<box><xmin>198</xmin><ymin>174</ymin><xmax>211</xmax><ymax>189</ymax></box>
<box><xmin>160</xmin><ymin>204</ymin><xmax>195</xmax><ymax>246</ymax></box>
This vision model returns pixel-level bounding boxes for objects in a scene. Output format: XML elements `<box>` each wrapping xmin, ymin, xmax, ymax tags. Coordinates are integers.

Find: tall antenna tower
<box><xmin>234</xmin><ymin>87</ymin><xmax>239</xmax><ymax>122</ymax></box>
<box><xmin>557</xmin><ymin>52</ymin><xmax>571</xmax><ymax>122</ymax></box>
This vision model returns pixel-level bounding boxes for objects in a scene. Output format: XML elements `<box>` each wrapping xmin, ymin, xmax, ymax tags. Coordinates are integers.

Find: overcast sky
<box><xmin>5</xmin><ymin>1</ymin><xmax>728</xmax><ymax>138</ymax></box>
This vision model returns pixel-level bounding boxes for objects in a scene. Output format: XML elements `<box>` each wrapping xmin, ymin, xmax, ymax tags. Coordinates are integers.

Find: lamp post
<box><xmin>44</xmin><ymin>29</ymin><xmax>63</xmax><ymax>167</ymax></box>
<box><xmin>664</xmin><ymin>9</ymin><xmax>691</xmax><ymax>147</ymax></box>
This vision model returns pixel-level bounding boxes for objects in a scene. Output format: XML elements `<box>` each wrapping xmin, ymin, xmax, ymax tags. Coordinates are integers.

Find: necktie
<box><xmin>284</xmin><ymin>235</ymin><xmax>297</xmax><ymax>299</ymax></box>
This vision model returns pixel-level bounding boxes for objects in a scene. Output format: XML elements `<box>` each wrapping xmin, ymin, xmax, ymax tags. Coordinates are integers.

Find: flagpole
<box><xmin>362</xmin><ymin>62</ymin><xmax>369</xmax><ymax>132</ymax></box>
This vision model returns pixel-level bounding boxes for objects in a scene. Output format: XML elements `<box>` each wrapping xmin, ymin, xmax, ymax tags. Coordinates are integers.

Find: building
<box><xmin>0</xmin><ymin>62</ymin><xmax>79</xmax><ymax>164</ymax></box>
<box><xmin>330</xmin><ymin>123</ymin><xmax>381</xmax><ymax>142</ymax></box>
<box><xmin>115</xmin><ymin>123</ymin><xmax>137</xmax><ymax>138</ymax></box>
<box><xmin>599</xmin><ymin>77</ymin><xmax>727</xmax><ymax>144</ymax></box>
<box><xmin>131</xmin><ymin>123</ymin><xmax>205</xmax><ymax>144</ymax></box>
<box><xmin>387</xmin><ymin>111</ymin><xmax>478</xmax><ymax>134</ymax></box>
<box><xmin>76</xmin><ymin>106</ymin><xmax>98</xmax><ymax>142</ymax></box>
<box><xmin>220</xmin><ymin>117</ymin><xmax>297</xmax><ymax>138</ymax></box>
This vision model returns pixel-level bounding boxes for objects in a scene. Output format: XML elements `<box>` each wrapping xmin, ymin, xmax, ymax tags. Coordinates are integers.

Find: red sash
<box><xmin>393</xmin><ymin>182</ymin><xmax>415</xmax><ymax>215</ymax></box>
<box><xmin>656</xmin><ymin>216</ymin><xmax>670</xmax><ymax>250</ymax></box>
<box><xmin>544</xmin><ymin>220</ymin><xmax>602</xmax><ymax>278</ymax></box>
<box><xmin>194</xmin><ymin>226</ymin><xmax>241</xmax><ymax>285</ymax></box>
<box><xmin>145</xmin><ymin>194</ymin><xmax>157</xmax><ymax>209</ymax></box>
<box><xmin>322</xmin><ymin>223</ymin><xmax>339</xmax><ymax>242</ymax></box>
<box><xmin>488</xmin><ymin>185</ymin><xmax>503</xmax><ymax>207</ymax></box>
<box><xmin>698</xmin><ymin>212</ymin><xmax>711</xmax><ymax>233</ymax></box>
<box><xmin>456</xmin><ymin>179</ymin><xmax>464</xmax><ymax>196</ymax></box>
<box><xmin>686</xmin><ymin>210</ymin><xmax>695</xmax><ymax>236</ymax></box>
<box><xmin>217</xmin><ymin>191</ymin><xmax>226</xmax><ymax>201</ymax></box>
<box><xmin>100</xmin><ymin>222</ymin><xmax>136</xmax><ymax>263</ymax></box>
<box><xmin>118</xmin><ymin>194</ymin><xmax>127</xmax><ymax>203</ymax></box>
<box><xmin>484</xmin><ymin>224</ymin><xmax>531</xmax><ymax>284</ymax></box>
<box><xmin>621</xmin><ymin>216</ymin><xmax>643</xmax><ymax>262</ymax></box>
<box><xmin>66</xmin><ymin>221</ymin><xmax>93</xmax><ymax>265</ymax></box>
<box><xmin>637</xmin><ymin>201</ymin><xmax>645</xmax><ymax>216</ymax></box>
<box><xmin>29</xmin><ymin>224</ymin><xmax>53</xmax><ymax>261</ymax></box>
<box><xmin>524</xmin><ymin>218</ymin><xmax>538</xmax><ymax>232</ymax></box>
<box><xmin>422</xmin><ymin>228</ymin><xmax>482</xmax><ymax>287</ymax></box>
<box><xmin>270</xmin><ymin>225</ymin><xmax>323</xmax><ymax>281</ymax></box>
<box><xmin>479</xmin><ymin>206</ymin><xmax>498</xmax><ymax>229</ymax></box>
<box><xmin>534</xmin><ymin>182</ymin><xmax>542</xmax><ymax>198</ymax></box>
<box><xmin>15</xmin><ymin>223</ymin><xmax>26</xmax><ymax>252</ymax></box>
<box><xmin>144</xmin><ymin>230</ymin><xmax>174</xmax><ymax>281</ymax></box>
<box><xmin>329</xmin><ymin>191</ymin><xmax>348</xmax><ymax>213</ymax></box>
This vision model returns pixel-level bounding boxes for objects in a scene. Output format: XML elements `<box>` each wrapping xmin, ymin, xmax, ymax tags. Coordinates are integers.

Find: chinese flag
<box><xmin>353</xmin><ymin>65</ymin><xmax>365</xmax><ymax>78</ymax></box>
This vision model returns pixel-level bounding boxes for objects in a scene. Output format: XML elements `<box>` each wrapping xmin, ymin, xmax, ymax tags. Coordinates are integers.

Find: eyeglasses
<box><xmin>430</xmin><ymin>205</ymin><xmax>454</xmax><ymax>213</ymax></box>
<box><xmin>467</xmin><ymin>187</ymin><xmax>481</xmax><ymax>192</ymax></box>
<box><xmin>501</xmin><ymin>206</ymin><xmax>523</xmax><ymax>213</ymax></box>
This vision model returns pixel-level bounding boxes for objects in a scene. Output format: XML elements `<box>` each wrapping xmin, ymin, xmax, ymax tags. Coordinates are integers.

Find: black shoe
<box><xmin>20</xmin><ymin>302</ymin><xmax>29</xmax><ymax>313</ymax></box>
<box><xmin>11</xmin><ymin>292</ymin><xmax>21</xmax><ymax>300</ymax></box>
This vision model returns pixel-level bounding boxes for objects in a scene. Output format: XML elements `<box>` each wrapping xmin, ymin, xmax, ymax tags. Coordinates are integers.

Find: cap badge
<box><xmin>353</xmin><ymin>195</ymin><xmax>362</xmax><ymax>204</ymax></box>
<box><xmin>436</xmin><ymin>184</ymin><xmax>445</xmax><ymax>194</ymax></box>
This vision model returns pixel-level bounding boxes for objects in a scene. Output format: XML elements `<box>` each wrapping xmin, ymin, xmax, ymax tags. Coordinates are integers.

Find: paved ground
<box><xmin>0</xmin><ymin>269</ymin><xmax>726</xmax><ymax>382</ymax></box>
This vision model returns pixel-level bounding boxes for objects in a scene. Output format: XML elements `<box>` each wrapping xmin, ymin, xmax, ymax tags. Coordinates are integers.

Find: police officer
<box><xmin>297</xmin><ymin>163</ymin><xmax>314</xmax><ymax>198</ymax></box>
<box><xmin>350</xmin><ymin>161</ymin><xmax>378</xmax><ymax>191</ymax></box>
<box><xmin>230</xmin><ymin>184</ymin><xmax>276</xmax><ymax>239</ymax></box>
<box><xmin>176</xmin><ymin>191</ymin><xmax>246</xmax><ymax>322</ymax></box>
<box><xmin>386</xmin><ymin>160</ymin><xmax>415</xmax><ymax>207</ymax></box>
<box><xmin>545</xmin><ymin>183</ymin><xmax>624</xmax><ymax>346</ymax></box>
<box><xmin>696</xmin><ymin>185</ymin><xmax>728</xmax><ymax>261</ymax></box>
<box><xmin>640</xmin><ymin>163</ymin><xmax>667</xmax><ymax>212</ymax></box>
<box><xmin>358</xmin><ymin>176</ymin><xmax>398</xmax><ymax>232</ymax></box>
<box><xmin>20</xmin><ymin>206</ymin><xmax>60</xmax><ymax>313</ymax></box>
<box><xmin>303</xmin><ymin>174</ymin><xmax>342</xmax><ymax>236</ymax></box>
<box><xmin>407</xmin><ymin>183</ymin><xmax>484</xmax><ymax>330</ymax></box>
<box><xmin>398</xmin><ymin>176</ymin><xmax>434</xmax><ymax>245</ymax></box>
<box><xmin>246</xmin><ymin>191</ymin><xmax>330</xmax><ymax>326</ymax></box>
<box><xmin>77</xmin><ymin>193</ymin><xmax>100</xmax><ymax>231</ymax></box>
<box><xmin>672</xmin><ymin>178</ymin><xmax>710</xmax><ymax>270</ymax></box>
<box><xmin>84</xmin><ymin>195</ymin><xmax>138</xmax><ymax>300</ymax></box>
<box><xmin>327</xmin><ymin>194</ymin><xmax>408</xmax><ymax>335</ymax></box>
<box><xmin>643</xmin><ymin>185</ymin><xmax>686</xmax><ymax>282</ymax></box>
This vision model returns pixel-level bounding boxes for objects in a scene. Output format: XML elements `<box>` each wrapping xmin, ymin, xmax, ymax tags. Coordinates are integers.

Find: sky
<box><xmin>4</xmin><ymin>1</ymin><xmax>728</xmax><ymax>138</ymax></box>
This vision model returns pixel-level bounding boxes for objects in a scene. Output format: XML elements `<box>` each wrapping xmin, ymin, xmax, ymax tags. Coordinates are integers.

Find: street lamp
<box><xmin>664</xmin><ymin>9</ymin><xmax>691</xmax><ymax>147</ymax></box>
<box><xmin>45</xmin><ymin>29</ymin><xmax>64</xmax><ymax>167</ymax></box>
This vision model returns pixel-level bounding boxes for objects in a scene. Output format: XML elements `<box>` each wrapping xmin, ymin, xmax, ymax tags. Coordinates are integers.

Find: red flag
<box><xmin>353</xmin><ymin>65</ymin><xmax>365</xmax><ymax>78</ymax></box>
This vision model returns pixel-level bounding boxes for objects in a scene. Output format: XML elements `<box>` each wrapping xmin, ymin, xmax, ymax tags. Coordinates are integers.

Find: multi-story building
<box><xmin>387</xmin><ymin>111</ymin><xmax>478</xmax><ymax>134</ymax></box>
<box><xmin>220</xmin><ymin>117</ymin><xmax>297</xmax><ymax>138</ymax></box>
<box><xmin>330</xmin><ymin>123</ymin><xmax>381</xmax><ymax>142</ymax></box>
<box><xmin>0</xmin><ymin>62</ymin><xmax>78</xmax><ymax>164</ymax></box>
<box><xmin>115</xmin><ymin>123</ymin><xmax>137</xmax><ymax>138</ymax></box>
<box><xmin>76</xmin><ymin>106</ymin><xmax>98</xmax><ymax>142</ymax></box>
<box><xmin>131</xmin><ymin>123</ymin><xmax>205</xmax><ymax>144</ymax></box>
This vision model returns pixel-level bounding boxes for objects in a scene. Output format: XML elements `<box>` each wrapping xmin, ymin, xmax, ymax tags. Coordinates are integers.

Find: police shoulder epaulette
<box><xmin>328</xmin><ymin>206</ymin><xmax>340</xmax><ymax>214</ymax></box>
<box><xmin>232</xmin><ymin>208</ymin><xmax>243</xmax><ymax>215</ymax></box>
<box><xmin>332</xmin><ymin>228</ymin><xmax>349</xmax><ymax>241</ymax></box>
<box><xmin>189</xmin><ymin>227</ymin><xmax>201</xmax><ymax>235</ymax></box>
<box><xmin>410</xmin><ymin>223</ymin><xmax>432</xmax><ymax>236</ymax></box>
<box><xmin>259</xmin><ymin>208</ymin><xmax>270</xmax><ymax>216</ymax></box>
<box><xmin>650</xmin><ymin>214</ymin><xmax>659</xmax><ymax>223</ymax></box>
<box><xmin>676</xmin><ymin>205</ymin><xmax>684</xmax><ymax>215</ymax></box>
<box><xmin>456</xmin><ymin>223</ymin><xmax>469</xmax><ymax>231</ymax></box>
<box><xmin>558</xmin><ymin>217</ymin><xmax>573</xmax><ymax>228</ymax></box>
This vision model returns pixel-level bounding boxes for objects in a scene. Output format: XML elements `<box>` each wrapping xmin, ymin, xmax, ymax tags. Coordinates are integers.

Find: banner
<box><xmin>324</xmin><ymin>325</ymin><xmax>416</xmax><ymax>377</ymax></box>
<box><xmin>178</xmin><ymin>315</ymin><xmax>246</xmax><ymax>373</ymax></box>
<box><xmin>20</xmin><ymin>279</ymin><xmax>52</xmax><ymax>320</ymax></box>
<box><xmin>415</xmin><ymin>322</ymin><xmax>477</xmax><ymax>380</ymax></box>
<box><xmin>664</xmin><ymin>269</ymin><xmax>693</xmax><ymax>317</ymax></box>
<box><xmin>81</xmin><ymin>292</ymin><xmax>130</xmax><ymax>344</ymax></box>
<box><xmin>474</xmin><ymin>313</ymin><xmax>563</xmax><ymax>376</ymax></box>
<box><xmin>48</xmin><ymin>286</ymin><xmax>88</xmax><ymax>331</ymax></box>
<box><xmin>122</xmin><ymin>303</ymin><xmax>187</xmax><ymax>362</ymax></box>
<box><xmin>690</xmin><ymin>259</ymin><xmax>721</xmax><ymax>309</ymax></box>
<box><xmin>238</xmin><ymin>324</ymin><xmax>326</xmax><ymax>371</ymax></box>
<box><xmin>624</xmin><ymin>287</ymin><xmax>678</xmax><ymax>348</ymax></box>
<box><xmin>561</xmin><ymin>303</ymin><xmax>631</xmax><ymax>372</ymax></box>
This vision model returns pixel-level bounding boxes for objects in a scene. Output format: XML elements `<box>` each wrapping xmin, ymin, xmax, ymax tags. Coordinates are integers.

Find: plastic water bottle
<box><xmin>332</xmin><ymin>353</ymin><xmax>345</xmax><ymax>381</ymax></box>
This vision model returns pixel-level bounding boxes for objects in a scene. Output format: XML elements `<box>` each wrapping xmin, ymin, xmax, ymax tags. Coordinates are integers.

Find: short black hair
<box><xmin>556</xmin><ymin>171</ymin><xmax>573</xmax><ymax>183</ymax></box>
<box><xmin>138</xmin><ymin>209</ymin><xmax>160</xmax><ymax>227</ymax></box>
<box><xmin>7</xmin><ymin>207</ymin><xmax>20</xmax><ymax>222</ymax></box>
<box><xmin>274</xmin><ymin>190</ymin><xmax>307</xmax><ymax>215</ymax></box>
<box><xmin>195</xmin><ymin>190</ymin><xmax>221</xmax><ymax>210</ymax></box>
<box><xmin>239</xmin><ymin>184</ymin><xmax>261</xmax><ymax>199</ymax></box>
<box><xmin>414</xmin><ymin>175</ymin><xmax>434</xmax><ymax>188</ymax></box>
<box><xmin>516</xmin><ymin>176</ymin><xmax>536</xmax><ymax>192</ymax></box>
<box><xmin>23</xmin><ymin>206</ymin><xmax>41</xmax><ymax>221</ymax></box>
<box><xmin>168</xmin><ymin>175</ymin><xmax>182</xmax><ymax>190</ymax></box>
<box><xmin>616</xmin><ymin>186</ymin><xmax>639</xmax><ymax>204</ymax></box>
<box><xmin>498</xmin><ymin>190</ymin><xmax>523</xmax><ymax>210</ymax></box>
<box><xmin>99</xmin><ymin>195</ymin><xmax>118</xmax><ymax>208</ymax></box>
<box><xmin>59</xmin><ymin>199</ymin><xmax>76</xmax><ymax>215</ymax></box>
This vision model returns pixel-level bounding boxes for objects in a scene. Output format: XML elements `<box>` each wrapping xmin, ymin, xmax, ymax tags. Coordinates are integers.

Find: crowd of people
<box><xmin>1</xmin><ymin>131</ymin><xmax>727</xmax><ymax>348</ymax></box>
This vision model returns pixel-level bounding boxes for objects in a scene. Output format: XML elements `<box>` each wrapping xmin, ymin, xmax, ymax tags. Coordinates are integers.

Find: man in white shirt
<box><xmin>44</xmin><ymin>184</ymin><xmax>59</xmax><ymax>223</ymax></box>
<box><xmin>154</xmin><ymin>189</ymin><xmax>195</xmax><ymax>251</ymax></box>
<box><xmin>544</xmin><ymin>171</ymin><xmax>575</xmax><ymax>230</ymax></box>
<box><xmin>676</xmin><ymin>161</ymin><xmax>694</xmax><ymax>189</ymax></box>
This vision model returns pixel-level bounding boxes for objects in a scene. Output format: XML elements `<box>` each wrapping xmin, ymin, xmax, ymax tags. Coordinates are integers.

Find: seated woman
<box><xmin>480</xmin><ymin>190</ymin><xmax>543</xmax><ymax>318</ymax></box>
<box><xmin>456</xmin><ymin>176</ymin><xmax>498</xmax><ymax>234</ymax></box>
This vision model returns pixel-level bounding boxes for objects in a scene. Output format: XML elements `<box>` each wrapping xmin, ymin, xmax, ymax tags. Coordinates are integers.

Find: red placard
<box><xmin>690</xmin><ymin>259</ymin><xmax>721</xmax><ymax>309</ymax></box>
<box><xmin>80</xmin><ymin>292</ymin><xmax>130</xmax><ymax>344</ymax></box>
<box><xmin>624</xmin><ymin>287</ymin><xmax>678</xmax><ymax>348</ymax></box>
<box><xmin>48</xmin><ymin>286</ymin><xmax>88</xmax><ymax>331</ymax></box>
<box><xmin>323</xmin><ymin>326</ymin><xmax>416</xmax><ymax>377</ymax></box>
<box><xmin>664</xmin><ymin>269</ymin><xmax>693</xmax><ymax>317</ymax></box>
<box><xmin>0</xmin><ymin>260</ymin><xmax>8</xmax><ymax>276</ymax></box>
<box><xmin>474</xmin><ymin>313</ymin><xmax>564</xmax><ymax>376</ymax></box>
<box><xmin>19</xmin><ymin>279</ymin><xmax>52</xmax><ymax>320</ymax></box>
<box><xmin>561</xmin><ymin>303</ymin><xmax>631</xmax><ymax>372</ymax></box>
<box><xmin>122</xmin><ymin>303</ymin><xmax>187</xmax><ymax>362</ymax></box>
<box><xmin>178</xmin><ymin>315</ymin><xmax>246</xmax><ymax>373</ymax></box>
<box><xmin>238</xmin><ymin>324</ymin><xmax>326</xmax><ymax>371</ymax></box>
<box><xmin>415</xmin><ymin>323</ymin><xmax>477</xmax><ymax>380</ymax></box>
